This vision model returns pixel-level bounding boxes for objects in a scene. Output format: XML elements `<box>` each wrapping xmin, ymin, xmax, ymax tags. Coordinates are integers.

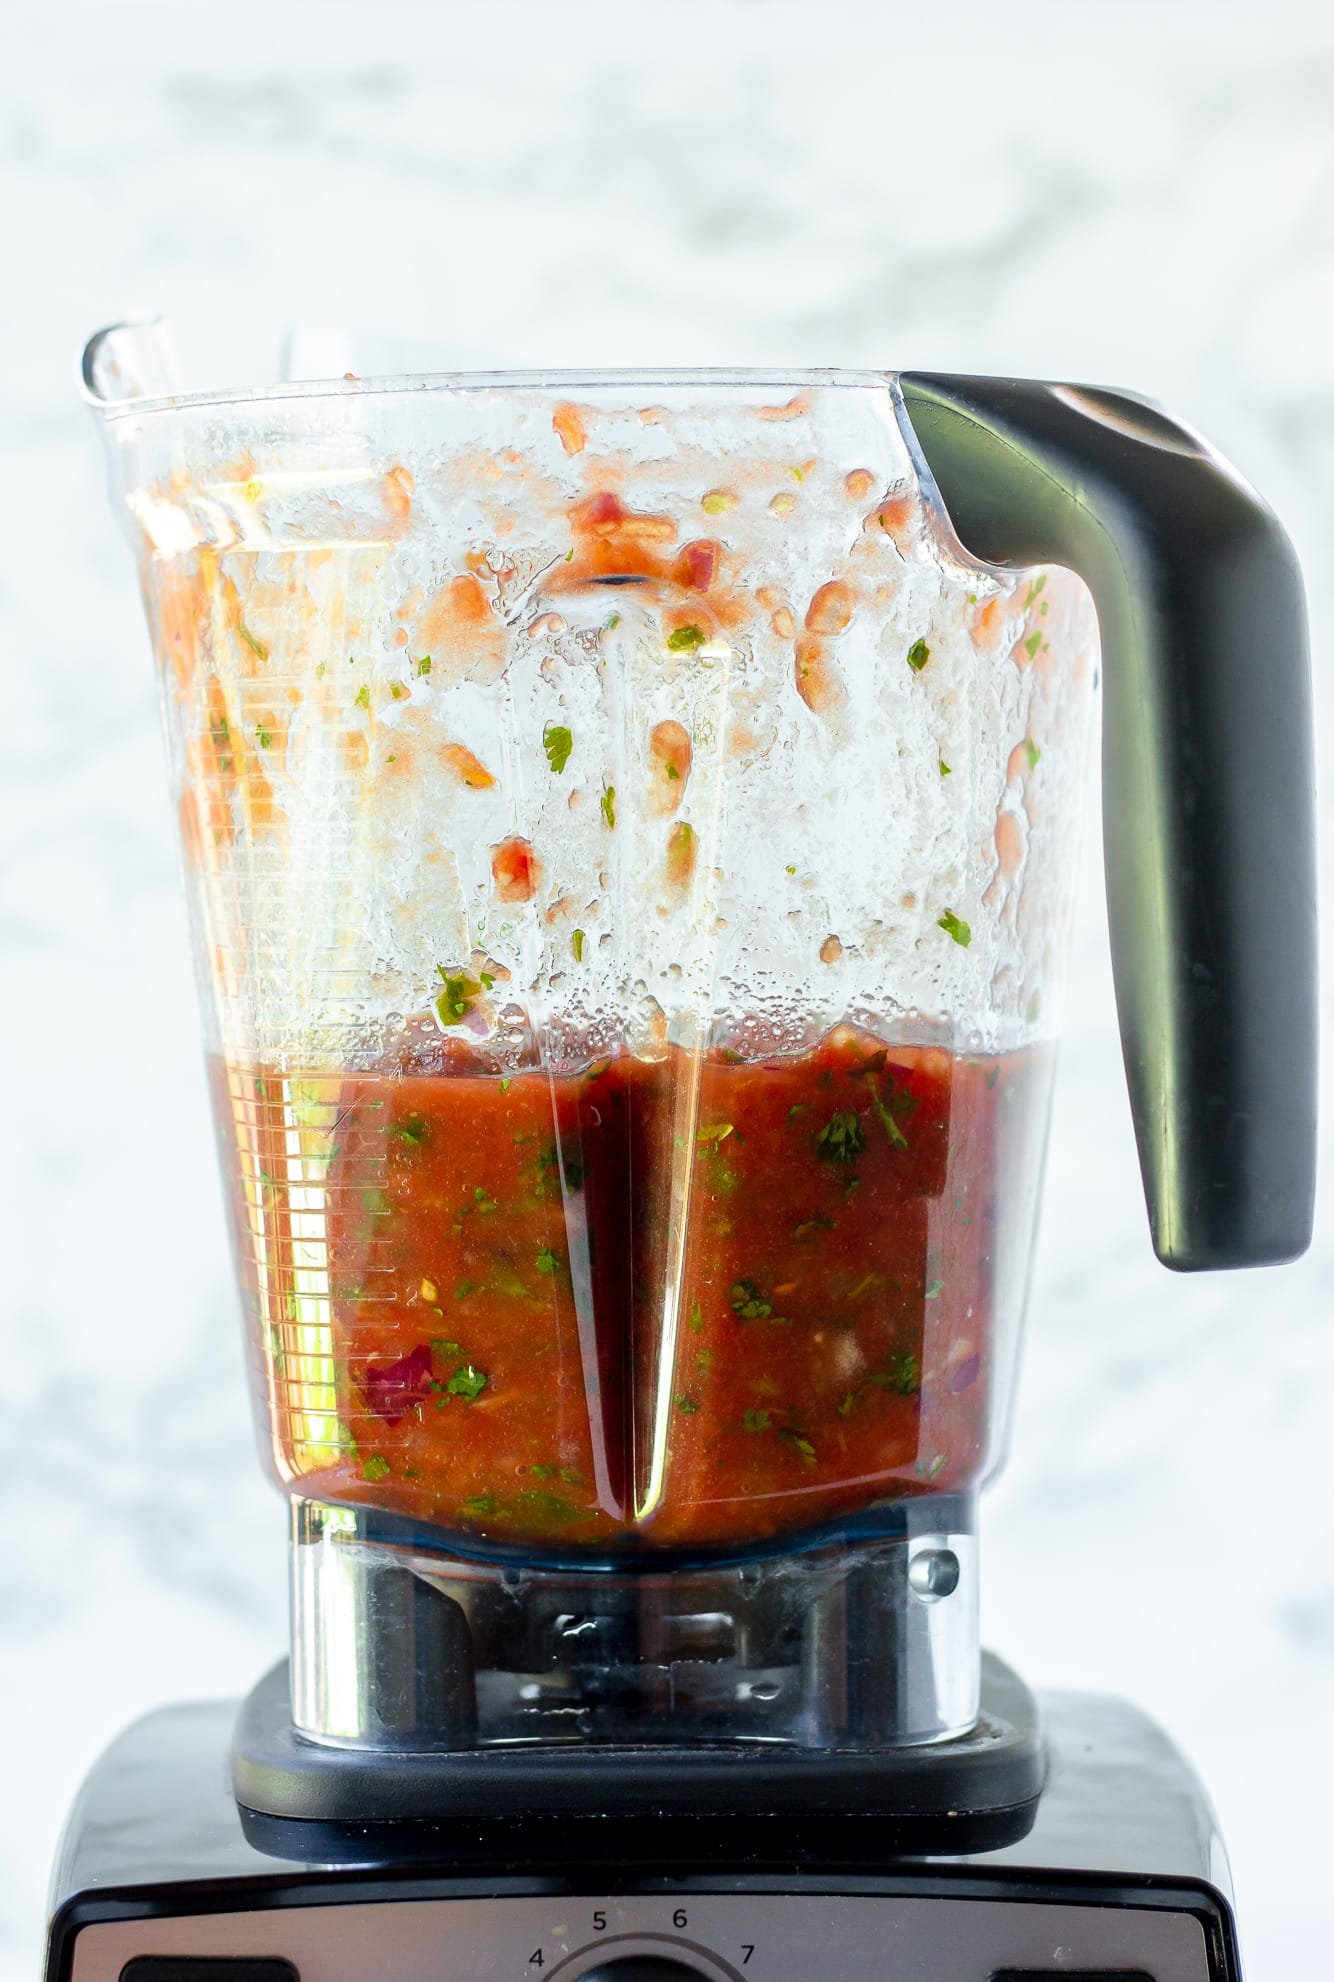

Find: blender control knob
<box><xmin>576</xmin><ymin>1960</ymin><xmax>707</xmax><ymax>1981</ymax></box>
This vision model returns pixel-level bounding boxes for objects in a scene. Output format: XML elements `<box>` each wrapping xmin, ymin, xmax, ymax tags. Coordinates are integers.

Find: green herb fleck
<box><xmin>938</xmin><ymin>909</ymin><xmax>972</xmax><ymax>948</ymax></box>
<box><xmin>363</xmin><ymin>1453</ymin><xmax>391</xmax><ymax>1482</ymax></box>
<box><xmin>535</xmin><ymin>1247</ymin><xmax>560</xmax><ymax>1276</ymax></box>
<box><xmin>696</xmin><ymin>1121</ymin><xmax>734</xmax><ymax>1146</ymax></box>
<box><xmin>675</xmin><ymin>1395</ymin><xmax>700</xmax><ymax>1415</ymax></box>
<box><xmin>667</xmin><ymin>623</ymin><xmax>705</xmax><ymax>652</ymax></box>
<box><xmin>240</xmin><ymin>625</ymin><xmax>269</xmax><ymax>661</ymax></box>
<box><xmin>730</xmin><ymin>1280</ymin><xmax>772</xmax><ymax>1320</ymax></box>
<box><xmin>742</xmin><ymin>1408</ymin><xmax>772</xmax><ymax>1432</ymax></box>
<box><xmin>1024</xmin><ymin>629</ymin><xmax>1042</xmax><ymax>660</ymax></box>
<box><xmin>499</xmin><ymin>1076</ymin><xmax>512</xmax><ymax>1094</ymax></box>
<box><xmin>787</xmin><ymin>1102</ymin><xmax>809</xmax><ymax>1120</ymax></box>
<box><xmin>815</xmin><ymin>1109</ymin><xmax>865</xmax><ymax>1166</ymax></box>
<box><xmin>354</xmin><ymin>682</ymin><xmax>370</xmax><ymax>710</ymax></box>
<box><xmin>1023</xmin><ymin>736</ymin><xmax>1042</xmax><ymax>770</ymax></box>
<box><xmin>543</xmin><ymin>723</ymin><xmax>574</xmax><ymax>774</ymax></box>
<box><xmin>571</xmin><ymin>928</ymin><xmax>585</xmax><ymax>963</ymax></box>
<box><xmin>256</xmin><ymin>724</ymin><xmax>272</xmax><ymax>750</ymax></box>
<box><xmin>460</xmin><ymin>1493</ymin><xmax>500</xmax><ymax>1517</ymax></box>
<box><xmin>605</xmin><ymin>611</ymin><xmax>621</xmax><ymax>631</ymax></box>
<box><xmin>867</xmin><ymin>1352</ymin><xmax>921</xmax><ymax>1396</ymax></box>
<box><xmin>785</xmin><ymin>863</ymin><xmax>797</xmax><ymax>874</ymax></box>
<box><xmin>473</xmin><ymin>1185</ymin><xmax>498</xmax><ymax>1214</ymax></box>
<box><xmin>906</xmin><ymin>637</ymin><xmax>931</xmax><ymax>673</ymax></box>
<box><xmin>866</xmin><ymin>1073</ymin><xmax>909</xmax><ymax>1151</ymax></box>
<box><xmin>689</xmin><ymin>1302</ymin><xmax>704</xmax><ymax>1334</ymax></box>
<box><xmin>435</xmin><ymin>966</ymin><xmax>485</xmax><ymax>1026</ymax></box>
<box><xmin>416</xmin><ymin>655</ymin><xmax>432</xmax><ymax>676</ymax></box>
<box><xmin>601</xmin><ymin>784</ymin><xmax>616</xmax><ymax>829</ymax></box>
<box><xmin>564</xmin><ymin>547</ymin><xmax>574</xmax><ymax>562</ymax></box>
<box><xmin>780</xmin><ymin>1429</ymin><xmax>817</xmax><ymax>1466</ymax></box>
<box><xmin>939</xmin><ymin>758</ymin><xmax>952</xmax><ymax>776</ymax></box>
<box><xmin>430</xmin><ymin>1338</ymin><xmax>462</xmax><ymax>1360</ymax></box>
<box><xmin>447</xmin><ymin>1363</ymin><xmax>488</xmax><ymax>1402</ymax></box>
<box><xmin>394</xmin><ymin>1115</ymin><xmax>429</xmax><ymax>1148</ymax></box>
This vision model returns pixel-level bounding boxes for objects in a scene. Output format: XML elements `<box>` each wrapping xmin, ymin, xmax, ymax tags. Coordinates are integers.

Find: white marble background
<box><xmin>3</xmin><ymin>1</ymin><xmax>1333</xmax><ymax>1974</ymax></box>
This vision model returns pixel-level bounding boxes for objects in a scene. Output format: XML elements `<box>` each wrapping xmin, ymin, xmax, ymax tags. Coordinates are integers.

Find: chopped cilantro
<box><xmin>696</xmin><ymin>1121</ymin><xmax>734</xmax><ymax>1146</ymax></box>
<box><xmin>571</xmin><ymin>928</ymin><xmax>585</xmax><ymax>963</ymax></box>
<box><xmin>354</xmin><ymin>682</ymin><xmax>370</xmax><ymax>709</ymax></box>
<box><xmin>430</xmin><ymin>1337</ymin><xmax>462</xmax><ymax>1360</ymax></box>
<box><xmin>601</xmin><ymin>784</ymin><xmax>616</xmax><ymax>829</ymax></box>
<box><xmin>667</xmin><ymin>623</ymin><xmax>705</xmax><ymax>652</ymax></box>
<box><xmin>939</xmin><ymin>758</ymin><xmax>952</xmax><ymax>776</ymax></box>
<box><xmin>1024</xmin><ymin>629</ymin><xmax>1042</xmax><ymax>660</ymax></box>
<box><xmin>730</xmin><ymin>1280</ymin><xmax>772</xmax><ymax>1320</ymax></box>
<box><xmin>780</xmin><ymin>1429</ymin><xmax>817</xmax><ymax>1466</ymax></box>
<box><xmin>435</xmin><ymin>966</ymin><xmax>485</xmax><ymax>1026</ymax></box>
<box><xmin>564</xmin><ymin>547</ymin><xmax>574</xmax><ymax>562</ymax></box>
<box><xmin>447</xmin><ymin>1363</ymin><xmax>488</xmax><ymax>1401</ymax></box>
<box><xmin>543</xmin><ymin>723</ymin><xmax>574</xmax><ymax>774</ymax></box>
<box><xmin>689</xmin><ymin>1302</ymin><xmax>704</xmax><ymax>1333</ymax></box>
<box><xmin>473</xmin><ymin>1185</ymin><xmax>498</xmax><ymax>1213</ymax></box>
<box><xmin>256</xmin><ymin>723</ymin><xmax>272</xmax><ymax>749</ymax></box>
<box><xmin>866</xmin><ymin>1073</ymin><xmax>909</xmax><ymax>1151</ymax></box>
<box><xmin>516</xmin><ymin>1488</ymin><xmax>581</xmax><ymax>1522</ymax></box>
<box><xmin>499</xmin><ymin>1076</ymin><xmax>512</xmax><ymax>1094</ymax></box>
<box><xmin>604</xmin><ymin>611</ymin><xmax>621</xmax><ymax>631</ymax></box>
<box><xmin>742</xmin><ymin>1408</ymin><xmax>772</xmax><ymax>1432</ymax></box>
<box><xmin>535</xmin><ymin>1247</ymin><xmax>560</xmax><ymax>1275</ymax></box>
<box><xmin>1023</xmin><ymin>736</ymin><xmax>1042</xmax><ymax>769</ymax></box>
<box><xmin>416</xmin><ymin>655</ymin><xmax>432</xmax><ymax>676</ymax></box>
<box><xmin>675</xmin><ymin>1395</ymin><xmax>700</xmax><ymax>1414</ymax></box>
<box><xmin>363</xmin><ymin>1453</ymin><xmax>391</xmax><ymax>1482</ymax></box>
<box><xmin>906</xmin><ymin>637</ymin><xmax>931</xmax><ymax>672</ymax></box>
<box><xmin>394</xmin><ymin>1115</ymin><xmax>429</xmax><ymax>1148</ymax></box>
<box><xmin>867</xmin><ymin>1352</ymin><xmax>920</xmax><ymax>1396</ymax></box>
<box><xmin>460</xmin><ymin>1494</ymin><xmax>500</xmax><ymax>1517</ymax></box>
<box><xmin>815</xmin><ymin>1110</ymin><xmax>865</xmax><ymax>1165</ymax></box>
<box><xmin>938</xmin><ymin>909</ymin><xmax>972</xmax><ymax>948</ymax></box>
<box><xmin>787</xmin><ymin>1101</ymin><xmax>809</xmax><ymax>1120</ymax></box>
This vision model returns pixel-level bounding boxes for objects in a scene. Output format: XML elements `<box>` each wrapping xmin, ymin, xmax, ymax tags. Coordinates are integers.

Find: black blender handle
<box><xmin>900</xmin><ymin>372</ymin><xmax>1316</xmax><ymax>1271</ymax></box>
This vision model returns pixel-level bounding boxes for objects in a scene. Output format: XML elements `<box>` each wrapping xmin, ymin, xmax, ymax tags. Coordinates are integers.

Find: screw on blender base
<box><xmin>909</xmin><ymin>1547</ymin><xmax>962</xmax><ymax>1601</ymax></box>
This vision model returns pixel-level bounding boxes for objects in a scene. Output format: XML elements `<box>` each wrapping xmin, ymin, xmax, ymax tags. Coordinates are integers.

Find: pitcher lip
<box><xmin>80</xmin><ymin>328</ymin><xmax>895</xmax><ymax>422</ymax></box>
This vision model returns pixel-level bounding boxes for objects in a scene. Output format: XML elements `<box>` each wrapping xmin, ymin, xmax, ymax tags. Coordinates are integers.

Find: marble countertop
<box><xmin>2</xmin><ymin>3</ymin><xmax>1332</xmax><ymax>1976</ymax></box>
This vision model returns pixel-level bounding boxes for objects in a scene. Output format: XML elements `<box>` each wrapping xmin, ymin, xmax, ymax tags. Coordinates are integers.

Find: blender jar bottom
<box><xmin>289</xmin><ymin>1495</ymin><xmax>980</xmax><ymax>1750</ymax></box>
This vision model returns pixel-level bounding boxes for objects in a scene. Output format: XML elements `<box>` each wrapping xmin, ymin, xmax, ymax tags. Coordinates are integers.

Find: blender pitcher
<box><xmin>83</xmin><ymin>328</ymin><xmax>1315</xmax><ymax>1772</ymax></box>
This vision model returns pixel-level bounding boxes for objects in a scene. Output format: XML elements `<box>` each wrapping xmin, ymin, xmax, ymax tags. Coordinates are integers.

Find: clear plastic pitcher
<box><xmin>85</xmin><ymin>326</ymin><xmax>1314</xmax><ymax>1749</ymax></box>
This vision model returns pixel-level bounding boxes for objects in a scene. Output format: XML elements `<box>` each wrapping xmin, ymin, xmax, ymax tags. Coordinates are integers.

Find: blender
<box><xmin>48</xmin><ymin>326</ymin><xmax>1315</xmax><ymax>1982</ymax></box>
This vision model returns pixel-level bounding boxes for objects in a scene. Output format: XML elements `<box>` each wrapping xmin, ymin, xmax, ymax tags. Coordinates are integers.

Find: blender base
<box><xmin>232</xmin><ymin>1650</ymin><xmax>1044</xmax><ymax>1859</ymax></box>
<box><xmin>47</xmin><ymin>1681</ymin><xmax>1242</xmax><ymax>1982</ymax></box>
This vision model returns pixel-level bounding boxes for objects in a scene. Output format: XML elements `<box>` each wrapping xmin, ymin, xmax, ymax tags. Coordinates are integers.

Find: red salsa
<box><xmin>220</xmin><ymin>1028</ymin><xmax>1051</xmax><ymax>1552</ymax></box>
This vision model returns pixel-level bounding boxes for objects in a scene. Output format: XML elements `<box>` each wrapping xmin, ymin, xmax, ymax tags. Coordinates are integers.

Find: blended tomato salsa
<box><xmin>223</xmin><ymin>1027</ymin><xmax>1051</xmax><ymax>1553</ymax></box>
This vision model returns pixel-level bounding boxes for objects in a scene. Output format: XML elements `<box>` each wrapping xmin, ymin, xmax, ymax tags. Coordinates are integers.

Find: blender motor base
<box><xmin>233</xmin><ymin>1651</ymin><xmax>1044</xmax><ymax>1861</ymax></box>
